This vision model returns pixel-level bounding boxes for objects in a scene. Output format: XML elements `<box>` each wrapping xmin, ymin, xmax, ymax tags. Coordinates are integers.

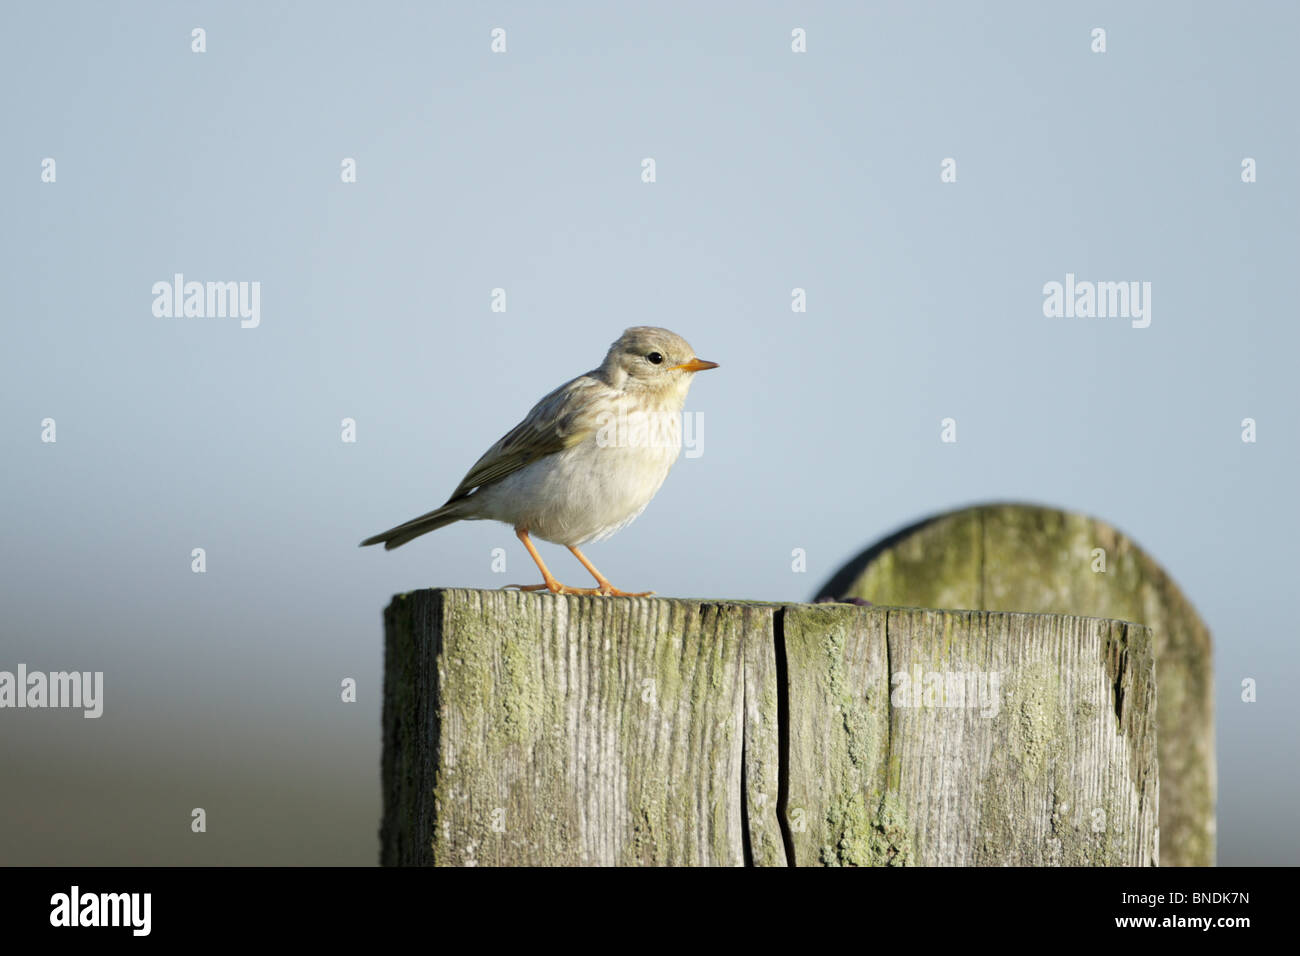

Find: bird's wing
<box><xmin>445</xmin><ymin>374</ymin><xmax>609</xmax><ymax>502</ymax></box>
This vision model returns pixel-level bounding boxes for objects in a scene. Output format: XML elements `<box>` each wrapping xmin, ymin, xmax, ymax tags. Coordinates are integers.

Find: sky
<box><xmin>2</xmin><ymin>1</ymin><xmax>1297</xmax><ymax>865</ymax></box>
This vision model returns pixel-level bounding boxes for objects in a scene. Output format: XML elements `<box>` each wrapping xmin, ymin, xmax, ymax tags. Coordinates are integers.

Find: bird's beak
<box><xmin>670</xmin><ymin>358</ymin><xmax>720</xmax><ymax>373</ymax></box>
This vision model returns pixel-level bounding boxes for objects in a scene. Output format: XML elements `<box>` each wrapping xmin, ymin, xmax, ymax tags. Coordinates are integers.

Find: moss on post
<box><xmin>820</xmin><ymin>503</ymin><xmax>1213</xmax><ymax>866</ymax></box>
<box><xmin>381</xmin><ymin>590</ymin><xmax>1159</xmax><ymax>867</ymax></box>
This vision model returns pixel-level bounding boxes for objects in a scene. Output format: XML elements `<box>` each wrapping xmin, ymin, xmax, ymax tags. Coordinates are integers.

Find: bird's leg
<box><xmin>567</xmin><ymin>545</ymin><xmax>654</xmax><ymax>597</ymax></box>
<box><xmin>505</xmin><ymin>529</ymin><xmax>601</xmax><ymax>595</ymax></box>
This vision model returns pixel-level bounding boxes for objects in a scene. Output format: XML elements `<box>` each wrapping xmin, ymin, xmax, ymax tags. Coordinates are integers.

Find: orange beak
<box><xmin>670</xmin><ymin>358</ymin><xmax>720</xmax><ymax>373</ymax></box>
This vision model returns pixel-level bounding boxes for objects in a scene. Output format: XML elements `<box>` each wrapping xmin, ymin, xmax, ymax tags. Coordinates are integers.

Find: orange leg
<box><xmin>568</xmin><ymin>545</ymin><xmax>654</xmax><ymax>597</ymax></box>
<box><xmin>505</xmin><ymin>529</ymin><xmax>601</xmax><ymax>595</ymax></box>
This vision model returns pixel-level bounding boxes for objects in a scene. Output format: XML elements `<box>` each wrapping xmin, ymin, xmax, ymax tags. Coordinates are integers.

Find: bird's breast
<box><xmin>483</xmin><ymin>407</ymin><xmax>683</xmax><ymax>546</ymax></box>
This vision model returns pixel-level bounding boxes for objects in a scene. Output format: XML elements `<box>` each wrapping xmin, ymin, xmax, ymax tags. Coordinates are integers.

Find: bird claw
<box><xmin>503</xmin><ymin>581</ymin><xmax>653</xmax><ymax>598</ymax></box>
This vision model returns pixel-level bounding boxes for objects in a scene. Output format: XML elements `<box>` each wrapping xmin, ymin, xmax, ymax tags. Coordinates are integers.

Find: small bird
<box><xmin>361</xmin><ymin>327</ymin><xmax>718</xmax><ymax>596</ymax></box>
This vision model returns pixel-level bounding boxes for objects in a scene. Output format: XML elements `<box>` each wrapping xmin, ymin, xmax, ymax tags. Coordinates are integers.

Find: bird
<box><xmin>360</xmin><ymin>326</ymin><xmax>718</xmax><ymax>596</ymax></box>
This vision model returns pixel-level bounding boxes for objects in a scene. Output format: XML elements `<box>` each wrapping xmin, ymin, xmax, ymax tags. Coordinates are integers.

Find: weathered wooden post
<box><xmin>818</xmin><ymin>503</ymin><xmax>1213</xmax><ymax>866</ymax></box>
<box><xmin>381</xmin><ymin>589</ymin><xmax>1157</xmax><ymax>866</ymax></box>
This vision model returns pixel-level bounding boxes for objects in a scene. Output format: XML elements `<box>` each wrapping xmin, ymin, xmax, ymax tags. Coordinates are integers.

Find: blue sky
<box><xmin>2</xmin><ymin>1</ymin><xmax>1296</xmax><ymax>864</ymax></box>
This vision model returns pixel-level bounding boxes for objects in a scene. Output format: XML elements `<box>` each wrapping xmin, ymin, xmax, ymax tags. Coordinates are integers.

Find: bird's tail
<box><xmin>360</xmin><ymin>501</ymin><xmax>465</xmax><ymax>550</ymax></box>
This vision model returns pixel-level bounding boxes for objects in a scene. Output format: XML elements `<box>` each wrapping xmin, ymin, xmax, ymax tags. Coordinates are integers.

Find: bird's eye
<box><xmin>647</xmin><ymin>352</ymin><xmax>664</xmax><ymax>365</ymax></box>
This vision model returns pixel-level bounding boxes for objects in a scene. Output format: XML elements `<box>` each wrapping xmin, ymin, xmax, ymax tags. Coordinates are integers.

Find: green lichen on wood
<box><xmin>835</xmin><ymin>503</ymin><xmax>1210</xmax><ymax>866</ymax></box>
<box><xmin>819</xmin><ymin>791</ymin><xmax>913</xmax><ymax>867</ymax></box>
<box><xmin>382</xmin><ymin>590</ymin><xmax>1159</xmax><ymax>867</ymax></box>
<box><xmin>964</xmin><ymin>613</ymin><xmax>1158</xmax><ymax>866</ymax></box>
<box><xmin>855</xmin><ymin>510</ymin><xmax>983</xmax><ymax>610</ymax></box>
<box><xmin>781</xmin><ymin>604</ymin><xmax>905</xmax><ymax>867</ymax></box>
<box><xmin>409</xmin><ymin>591</ymin><xmax>757</xmax><ymax>866</ymax></box>
<box><xmin>741</xmin><ymin>613</ymin><xmax>787</xmax><ymax>866</ymax></box>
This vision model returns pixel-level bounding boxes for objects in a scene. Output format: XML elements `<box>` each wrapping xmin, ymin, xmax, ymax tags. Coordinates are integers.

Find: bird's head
<box><xmin>599</xmin><ymin>326</ymin><xmax>719</xmax><ymax>395</ymax></box>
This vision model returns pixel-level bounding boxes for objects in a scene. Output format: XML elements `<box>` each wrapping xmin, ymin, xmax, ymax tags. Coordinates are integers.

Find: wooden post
<box><xmin>818</xmin><ymin>503</ymin><xmax>1213</xmax><ymax>866</ymax></box>
<box><xmin>381</xmin><ymin>589</ymin><xmax>1157</xmax><ymax>866</ymax></box>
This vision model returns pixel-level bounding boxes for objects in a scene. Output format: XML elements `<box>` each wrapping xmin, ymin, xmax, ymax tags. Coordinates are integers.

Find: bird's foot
<box><xmin>503</xmin><ymin>581</ymin><xmax>651</xmax><ymax>597</ymax></box>
<box><xmin>503</xmin><ymin>580</ymin><xmax>601</xmax><ymax>595</ymax></box>
<box><xmin>593</xmin><ymin>583</ymin><xmax>655</xmax><ymax>598</ymax></box>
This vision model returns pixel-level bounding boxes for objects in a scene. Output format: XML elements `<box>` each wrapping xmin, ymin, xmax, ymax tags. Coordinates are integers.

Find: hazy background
<box><xmin>2</xmin><ymin>1</ymin><xmax>1296</xmax><ymax>865</ymax></box>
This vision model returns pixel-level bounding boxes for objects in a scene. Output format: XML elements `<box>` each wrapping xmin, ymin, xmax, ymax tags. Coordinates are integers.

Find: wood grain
<box><xmin>819</xmin><ymin>503</ymin><xmax>1212</xmax><ymax>866</ymax></box>
<box><xmin>381</xmin><ymin>589</ymin><xmax>779</xmax><ymax>865</ymax></box>
<box><xmin>381</xmin><ymin>590</ymin><xmax>1158</xmax><ymax>866</ymax></box>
